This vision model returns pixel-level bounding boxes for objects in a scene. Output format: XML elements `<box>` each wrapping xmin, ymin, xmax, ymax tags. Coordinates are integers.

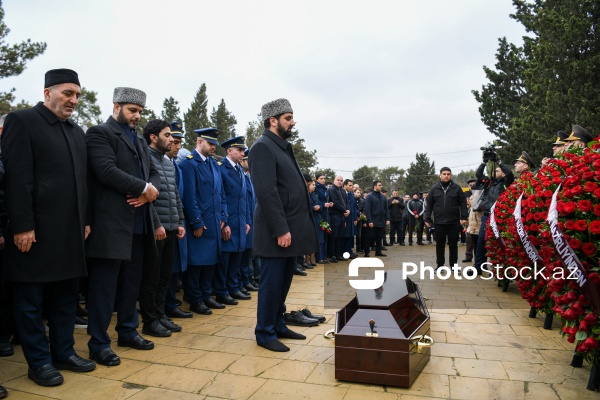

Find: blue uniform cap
<box><xmin>170</xmin><ymin>121</ymin><xmax>184</xmax><ymax>138</ymax></box>
<box><xmin>194</xmin><ymin>127</ymin><xmax>221</xmax><ymax>145</ymax></box>
<box><xmin>221</xmin><ymin>136</ymin><xmax>247</xmax><ymax>150</ymax></box>
<box><xmin>243</xmin><ymin>148</ymin><xmax>249</xmax><ymax>160</ymax></box>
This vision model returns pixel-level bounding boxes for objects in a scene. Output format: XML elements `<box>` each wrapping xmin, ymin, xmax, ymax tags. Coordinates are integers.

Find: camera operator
<box><xmin>473</xmin><ymin>147</ymin><xmax>514</xmax><ymax>274</ymax></box>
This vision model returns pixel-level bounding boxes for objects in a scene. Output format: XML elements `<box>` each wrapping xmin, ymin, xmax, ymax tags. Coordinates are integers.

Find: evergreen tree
<box><xmin>183</xmin><ymin>83</ymin><xmax>210</xmax><ymax>151</ymax></box>
<box><xmin>404</xmin><ymin>153</ymin><xmax>437</xmax><ymax>195</ymax></box>
<box><xmin>453</xmin><ymin>169</ymin><xmax>477</xmax><ymax>188</ymax></box>
<box><xmin>138</xmin><ymin>108</ymin><xmax>157</xmax><ymax>132</ymax></box>
<box><xmin>71</xmin><ymin>87</ymin><xmax>102</xmax><ymax>129</ymax></box>
<box><xmin>288</xmin><ymin>130</ymin><xmax>317</xmax><ymax>174</ymax></box>
<box><xmin>161</xmin><ymin>96</ymin><xmax>181</xmax><ymax>123</ymax></box>
<box><xmin>379</xmin><ymin>166</ymin><xmax>405</xmax><ymax>192</ymax></box>
<box><xmin>352</xmin><ymin>165</ymin><xmax>380</xmax><ymax>191</ymax></box>
<box><xmin>0</xmin><ymin>0</ymin><xmax>46</xmax><ymax>113</ymax></box>
<box><xmin>473</xmin><ymin>0</ymin><xmax>600</xmax><ymax>165</ymax></box>
<box><xmin>210</xmin><ymin>99</ymin><xmax>237</xmax><ymax>157</ymax></box>
<box><xmin>245</xmin><ymin>114</ymin><xmax>263</xmax><ymax>148</ymax></box>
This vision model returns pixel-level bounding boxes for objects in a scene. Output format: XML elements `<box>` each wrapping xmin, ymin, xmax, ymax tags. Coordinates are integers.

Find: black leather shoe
<box><xmin>284</xmin><ymin>311</ymin><xmax>319</xmax><ymax>326</ymax></box>
<box><xmin>205</xmin><ymin>297</ymin><xmax>226</xmax><ymax>309</ymax></box>
<box><xmin>28</xmin><ymin>364</ymin><xmax>64</xmax><ymax>386</ymax></box>
<box><xmin>239</xmin><ymin>287</ymin><xmax>251</xmax><ymax>296</ymax></box>
<box><xmin>349</xmin><ymin>253</ymin><xmax>358</xmax><ymax>259</ymax></box>
<box><xmin>258</xmin><ymin>339</ymin><xmax>289</xmax><ymax>352</ymax></box>
<box><xmin>190</xmin><ymin>302</ymin><xmax>213</xmax><ymax>315</ymax></box>
<box><xmin>462</xmin><ymin>259</ymin><xmax>472</xmax><ymax>263</ymax></box>
<box><xmin>117</xmin><ymin>335</ymin><xmax>154</xmax><ymax>350</ymax></box>
<box><xmin>302</xmin><ymin>263</ymin><xmax>315</xmax><ymax>269</ymax></box>
<box><xmin>165</xmin><ymin>307</ymin><xmax>193</xmax><ymax>319</ymax></box>
<box><xmin>301</xmin><ymin>308</ymin><xmax>326</xmax><ymax>323</ymax></box>
<box><xmin>399</xmin><ymin>243</ymin><xmax>406</xmax><ymax>246</ymax></box>
<box><xmin>244</xmin><ymin>282</ymin><xmax>258</xmax><ymax>291</ymax></box>
<box><xmin>231</xmin><ymin>290</ymin><xmax>251</xmax><ymax>300</ymax></box>
<box><xmin>142</xmin><ymin>320</ymin><xmax>172</xmax><ymax>337</ymax></box>
<box><xmin>54</xmin><ymin>354</ymin><xmax>96</xmax><ymax>372</ymax></box>
<box><xmin>294</xmin><ymin>267</ymin><xmax>307</xmax><ymax>276</ymax></box>
<box><xmin>159</xmin><ymin>317</ymin><xmax>182</xmax><ymax>332</ymax></box>
<box><xmin>381</xmin><ymin>247</ymin><xmax>388</xmax><ymax>251</ymax></box>
<box><xmin>89</xmin><ymin>348</ymin><xmax>120</xmax><ymax>366</ymax></box>
<box><xmin>375</xmin><ymin>253</ymin><xmax>387</xmax><ymax>257</ymax></box>
<box><xmin>216</xmin><ymin>295</ymin><xmax>238</xmax><ymax>306</ymax></box>
<box><xmin>277</xmin><ymin>329</ymin><xmax>306</xmax><ymax>340</ymax></box>
<box><xmin>329</xmin><ymin>257</ymin><xmax>339</xmax><ymax>263</ymax></box>
<box><xmin>417</xmin><ymin>243</ymin><xmax>425</xmax><ymax>246</ymax></box>
<box><xmin>363</xmin><ymin>252</ymin><xmax>370</xmax><ymax>257</ymax></box>
<box><xmin>0</xmin><ymin>384</ymin><xmax>7</xmax><ymax>399</ymax></box>
<box><xmin>0</xmin><ymin>341</ymin><xmax>14</xmax><ymax>357</ymax></box>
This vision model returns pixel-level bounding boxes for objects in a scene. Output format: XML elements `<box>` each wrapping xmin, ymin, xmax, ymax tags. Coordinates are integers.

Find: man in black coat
<box><xmin>86</xmin><ymin>87</ymin><xmax>160</xmax><ymax>366</ymax></box>
<box><xmin>2</xmin><ymin>69</ymin><xmax>95</xmax><ymax>387</ymax></box>
<box><xmin>388</xmin><ymin>190</ymin><xmax>405</xmax><ymax>246</ymax></box>
<box><xmin>363</xmin><ymin>181</ymin><xmax>390</xmax><ymax>257</ymax></box>
<box><xmin>326</xmin><ymin>175</ymin><xmax>350</xmax><ymax>262</ymax></box>
<box><xmin>424</xmin><ymin>167</ymin><xmax>468</xmax><ymax>269</ymax></box>
<box><xmin>249</xmin><ymin>98</ymin><xmax>319</xmax><ymax>352</ymax></box>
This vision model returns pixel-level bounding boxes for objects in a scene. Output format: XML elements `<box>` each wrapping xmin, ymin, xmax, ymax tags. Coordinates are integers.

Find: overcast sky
<box><xmin>3</xmin><ymin>0</ymin><xmax>526</xmax><ymax>177</ymax></box>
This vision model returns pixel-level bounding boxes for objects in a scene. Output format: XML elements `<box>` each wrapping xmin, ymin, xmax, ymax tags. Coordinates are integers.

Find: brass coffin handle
<box><xmin>323</xmin><ymin>329</ymin><xmax>336</xmax><ymax>344</ymax></box>
<box><xmin>411</xmin><ymin>335</ymin><xmax>434</xmax><ymax>353</ymax></box>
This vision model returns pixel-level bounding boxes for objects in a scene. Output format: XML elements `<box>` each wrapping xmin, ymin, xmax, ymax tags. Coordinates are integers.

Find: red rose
<box><xmin>567</xmin><ymin>291</ymin><xmax>578</xmax><ymax>302</ymax></box>
<box><xmin>584</xmin><ymin>313</ymin><xmax>597</xmax><ymax>324</ymax></box>
<box><xmin>569</xmin><ymin>238</ymin><xmax>582</xmax><ymax>250</ymax></box>
<box><xmin>585</xmin><ymin>182</ymin><xmax>598</xmax><ymax>192</ymax></box>
<box><xmin>594</xmin><ymin>188</ymin><xmax>600</xmax><ymax>198</ymax></box>
<box><xmin>590</xmin><ymin>220</ymin><xmax>600</xmax><ymax>235</ymax></box>
<box><xmin>579</xmin><ymin>320</ymin><xmax>589</xmax><ymax>332</ymax></box>
<box><xmin>574</xmin><ymin>220</ymin><xmax>588</xmax><ymax>232</ymax></box>
<box><xmin>579</xmin><ymin>200</ymin><xmax>593</xmax><ymax>212</ymax></box>
<box><xmin>589</xmin><ymin>273</ymin><xmax>600</xmax><ymax>285</ymax></box>
<box><xmin>583</xmin><ymin>243</ymin><xmax>597</xmax><ymax>257</ymax></box>
<box><xmin>594</xmin><ymin>205</ymin><xmax>600</xmax><ymax>216</ymax></box>
<box><xmin>565</xmin><ymin>220</ymin><xmax>575</xmax><ymax>230</ymax></box>
<box><xmin>583</xmin><ymin>337</ymin><xmax>599</xmax><ymax>350</ymax></box>
<box><xmin>562</xmin><ymin>201</ymin><xmax>577</xmax><ymax>214</ymax></box>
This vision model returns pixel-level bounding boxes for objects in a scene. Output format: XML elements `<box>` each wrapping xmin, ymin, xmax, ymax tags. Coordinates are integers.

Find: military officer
<box><xmin>180</xmin><ymin>128</ymin><xmax>228</xmax><ymax>314</ymax></box>
<box><xmin>214</xmin><ymin>136</ymin><xmax>252</xmax><ymax>303</ymax></box>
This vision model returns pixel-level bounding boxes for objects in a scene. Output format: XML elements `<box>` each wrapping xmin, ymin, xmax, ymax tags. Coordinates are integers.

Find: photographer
<box><xmin>473</xmin><ymin>147</ymin><xmax>514</xmax><ymax>274</ymax></box>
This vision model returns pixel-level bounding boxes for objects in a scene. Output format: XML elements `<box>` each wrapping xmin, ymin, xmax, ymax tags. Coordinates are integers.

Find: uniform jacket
<box><xmin>364</xmin><ymin>191</ymin><xmax>390</xmax><ymax>228</ymax></box>
<box><xmin>424</xmin><ymin>180</ymin><xmax>468</xmax><ymax>225</ymax></box>
<box><xmin>172</xmin><ymin>158</ymin><xmax>187</xmax><ymax>272</ymax></box>
<box><xmin>86</xmin><ymin>116</ymin><xmax>159</xmax><ymax>260</ymax></box>
<box><xmin>180</xmin><ymin>150</ymin><xmax>227</xmax><ymax>266</ymax></box>
<box><xmin>2</xmin><ymin>103</ymin><xmax>88</xmax><ymax>282</ymax></box>
<box><xmin>219</xmin><ymin>158</ymin><xmax>251</xmax><ymax>253</ymax></box>
<box><xmin>248</xmin><ymin>130</ymin><xmax>318</xmax><ymax>257</ymax></box>
<box><xmin>314</xmin><ymin>181</ymin><xmax>329</xmax><ymax>223</ymax></box>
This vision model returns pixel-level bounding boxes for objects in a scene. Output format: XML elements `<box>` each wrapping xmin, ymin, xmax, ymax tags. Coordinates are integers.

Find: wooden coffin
<box><xmin>334</xmin><ymin>270</ymin><xmax>431</xmax><ymax>387</ymax></box>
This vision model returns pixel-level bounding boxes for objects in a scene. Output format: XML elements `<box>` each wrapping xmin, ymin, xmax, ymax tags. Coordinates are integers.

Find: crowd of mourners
<box><xmin>0</xmin><ymin>68</ymin><xmax>595</xmax><ymax>398</ymax></box>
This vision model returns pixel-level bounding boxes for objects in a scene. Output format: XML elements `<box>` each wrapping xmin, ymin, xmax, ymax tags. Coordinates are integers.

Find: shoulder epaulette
<box><xmin>218</xmin><ymin>161</ymin><xmax>222</xmax><ymax>166</ymax></box>
<box><xmin>186</xmin><ymin>155</ymin><xmax>193</xmax><ymax>159</ymax></box>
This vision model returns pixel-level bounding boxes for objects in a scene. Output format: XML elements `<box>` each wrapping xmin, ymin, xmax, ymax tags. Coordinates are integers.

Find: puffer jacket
<box><xmin>424</xmin><ymin>180</ymin><xmax>468</xmax><ymax>225</ymax></box>
<box><xmin>148</xmin><ymin>146</ymin><xmax>184</xmax><ymax>231</ymax></box>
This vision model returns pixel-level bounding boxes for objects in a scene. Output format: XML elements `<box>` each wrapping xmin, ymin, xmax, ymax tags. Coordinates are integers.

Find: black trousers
<box><xmin>186</xmin><ymin>264</ymin><xmax>216</xmax><ymax>303</ymax></box>
<box><xmin>0</xmin><ymin>250</ymin><xmax>14</xmax><ymax>344</ymax></box>
<box><xmin>87</xmin><ymin>234</ymin><xmax>145</xmax><ymax>353</ymax></box>
<box><xmin>389</xmin><ymin>221</ymin><xmax>402</xmax><ymax>244</ymax></box>
<box><xmin>139</xmin><ymin>230</ymin><xmax>176</xmax><ymax>324</ymax></box>
<box><xmin>365</xmin><ymin>227</ymin><xmax>384</xmax><ymax>255</ymax></box>
<box><xmin>433</xmin><ymin>223</ymin><xmax>461</xmax><ymax>267</ymax></box>
<box><xmin>408</xmin><ymin>216</ymin><xmax>423</xmax><ymax>244</ymax></box>
<box><xmin>13</xmin><ymin>278</ymin><xmax>78</xmax><ymax>368</ymax></box>
<box><xmin>329</xmin><ymin>214</ymin><xmax>345</xmax><ymax>258</ymax></box>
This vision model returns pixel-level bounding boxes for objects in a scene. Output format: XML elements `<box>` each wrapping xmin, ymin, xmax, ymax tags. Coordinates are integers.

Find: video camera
<box><xmin>480</xmin><ymin>145</ymin><xmax>503</xmax><ymax>163</ymax></box>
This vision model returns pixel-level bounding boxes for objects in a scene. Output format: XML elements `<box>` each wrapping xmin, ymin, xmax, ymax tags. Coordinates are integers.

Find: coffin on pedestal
<box><xmin>334</xmin><ymin>270</ymin><xmax>431</xmax><ymax>387</ymax></box>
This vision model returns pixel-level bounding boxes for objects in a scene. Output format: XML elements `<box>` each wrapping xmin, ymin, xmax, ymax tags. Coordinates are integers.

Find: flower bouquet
<box><xmin>320</xmin><ymin>219</ymin><xmax>332</xmax><ymax>234</ymax></box>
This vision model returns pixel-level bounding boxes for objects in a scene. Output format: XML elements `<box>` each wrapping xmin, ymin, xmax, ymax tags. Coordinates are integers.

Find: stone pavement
<box><xmin>0</xmin><ymin>243</ymin><xmax>596</xmax><ymax>399</ymax></box>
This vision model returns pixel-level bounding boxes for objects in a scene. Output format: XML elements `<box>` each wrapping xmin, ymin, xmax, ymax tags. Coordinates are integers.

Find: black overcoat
<box><xmin>85</xmin><ymin>116</ymin><xmax>159</xmax><ymax>260</ymax></box>
<box><xmin>248</xmin><ymin>130</ymin><xmax>318</xmax><ymax>257</ymax></box>
<box><xmin>1</xmin><ymin>103</ymin><xmax>88</xmax><ymax>282</ymax></box>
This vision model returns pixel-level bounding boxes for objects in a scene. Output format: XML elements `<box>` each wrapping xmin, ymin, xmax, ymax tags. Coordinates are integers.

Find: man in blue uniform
<box><xmin>239</xmin><ymin>149</ymin><xmax>259</xmax><ymax>292</ymax></box>
<box><xmin>215</xmin><ymin>136</ymin><xmax>252</xmax><ymax>302</ymax></box>
<box><xmin>180</xmin><ymin>128</ymin><xmax>228</xmax><ymax>314</ymax></box>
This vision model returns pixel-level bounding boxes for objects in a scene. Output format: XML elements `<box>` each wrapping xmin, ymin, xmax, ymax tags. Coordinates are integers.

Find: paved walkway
<box><xmin>0</xmin><ymin>243</ymin><xmax>596</xmax><ymax>399</ymax></box>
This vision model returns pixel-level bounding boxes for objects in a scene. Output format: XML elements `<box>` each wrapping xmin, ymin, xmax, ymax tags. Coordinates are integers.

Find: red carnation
<box><xmin>578</xmin><ymin>200</ymin><xmax>593</xmax><ymax>212</ymax></box>
<box><xmin>590</xmin><ymin>220</ymin><xmax>600</xmax><ymax>235</ymax></box>
<box><xmin>582</xmin><ymin>243</ymin><xmax>597</xmax><ymax>257</ymax></box>
<box><xmin>569</xmin><ymin>238</ymin><xmax>582</xmax><ymax>250</ymax></box>
<box><xmin>562</xmin><ymin>201</ymin><xmax>577</xmax><ymax>214</ymax></box>
<box><xmin>574</xmin><ymin>220</ymin><xmax>588</xmax><ymax>232</ymax></box>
